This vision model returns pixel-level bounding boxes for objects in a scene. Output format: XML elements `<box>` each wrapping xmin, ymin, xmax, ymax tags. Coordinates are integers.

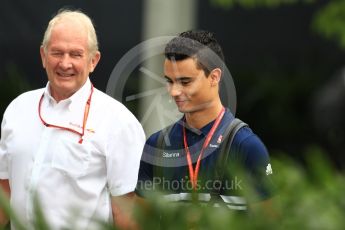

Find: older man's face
<box><xmin>40</xmin><ymin>20</ymin><xmax>100</xmax><ymax>101</ymax></box>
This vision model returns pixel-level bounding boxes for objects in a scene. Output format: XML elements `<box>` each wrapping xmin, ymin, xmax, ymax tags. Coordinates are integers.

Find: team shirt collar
<box><xmin>182</xmin><ymin>108</ymin><xmax>234</xmax><ymax>136</ymax></box>
<box><xmin>43</xmin><ymin>78</ymin><xmax>92</xmax><ymax>111</ymax></box>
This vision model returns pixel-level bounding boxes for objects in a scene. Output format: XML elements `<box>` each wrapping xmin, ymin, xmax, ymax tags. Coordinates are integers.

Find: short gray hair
<box><xmin>41</xmin><ymin>9</ymin><xmax>99</xmax><ymax>56</ymax></box>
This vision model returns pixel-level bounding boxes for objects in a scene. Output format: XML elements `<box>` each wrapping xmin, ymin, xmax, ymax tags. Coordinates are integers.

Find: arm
<box><xmin>0</xmin><ymin>179</ymin><xmax>10</xmax><ymax>226</ymax></box>
<box><xmin>105</xmin><ymin>106</ymin><xmax>146</xmax><ymax>229</ymax></box>
<box><xmin>111</xmin><ymin>192</ymin><xmax>138</xmax><ymax>230</ymax></box>
<box><xmin>239</xmin><ymin>133</ymin><xmax>277</xmax><ymax>216</ymax></box>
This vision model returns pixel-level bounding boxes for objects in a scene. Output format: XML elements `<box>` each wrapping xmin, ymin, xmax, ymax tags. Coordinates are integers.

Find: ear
<box><xmin>209</xmin><ymin>68</ymin><xmax>222</xmax><ymax>87</ymax></box>
<box><xmin>89</xmin><ymin>51</ymin><xmax>101</xmax><ymax>73</ymax></box>
<box><xmin>40</xmin><ymin>46</ymin><xmax>47</xmax><ymax>68</ymax></box>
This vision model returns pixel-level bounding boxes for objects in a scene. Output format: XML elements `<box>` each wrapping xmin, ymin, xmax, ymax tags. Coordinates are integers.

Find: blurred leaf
<box><xmin>210</xmin><ymin>0</ymin><xmax>315</xmax><ymax>9</ymax></box>
<box><xmin>210</xmin><ymin>0</ymin><xmax>345</xmax><ymax>50</ymax></box>
<box><xmin>313</xmin><ymin>1</ymin><xmax>345</xmax><ymax>49</ymax></box>
<box><xmin>32</xmin><ymin>194</ymin><xmax>51</xmax><ymax>230</ymax></box>
<box><xmin>0</xmin><ymin>62</ymin><xmax>31</xmax><ymax>126</ymax></box>
<box><xmin>0</xmin><ymin>188</ymin><xmax>25</xmax><ymax>230</ymax></box>
<box><xmin>1</xmin><ymin>149</ymin><xmax>345</xmax><ymax>228</ymax></box>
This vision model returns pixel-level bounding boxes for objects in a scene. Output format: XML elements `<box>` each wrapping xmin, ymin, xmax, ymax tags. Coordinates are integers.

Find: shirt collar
<box><xmin>43</xmin><ymin>78</ymin><xmax>92</xmax><ymax>111</ymax></box>
<box><xmin>183</xmin><ymin>108</ymin><xmax>234</xmax><ymax>136</ymax></box>
<box><xmin>180</xmin><ymin>117</ymin><xmax>212</xmax><ymax>137</ymax></box>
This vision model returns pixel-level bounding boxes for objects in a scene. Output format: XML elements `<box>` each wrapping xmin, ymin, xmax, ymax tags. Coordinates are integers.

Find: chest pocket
<box><xmin>52</xmin><ymin>137</ymin><xmax>91</xmax><ymax>178</ymax></box>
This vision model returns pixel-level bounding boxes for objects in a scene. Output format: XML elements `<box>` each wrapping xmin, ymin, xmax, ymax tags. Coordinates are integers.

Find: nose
<box><xmin>58</xmin><ymin>54</ymin><xmax>72</xmax><ymax>69</ymax></box>
<box><xmin>167</xmin><ymin>83</ymin><xmax>182</xmax><ymax>97</ymax></box>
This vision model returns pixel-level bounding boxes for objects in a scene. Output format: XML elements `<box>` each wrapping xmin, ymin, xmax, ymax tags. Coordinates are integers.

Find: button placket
<box><xmin>26</xmin><ymin>127</ymin><xmax>54</xmax><ymax>221</ymax></box>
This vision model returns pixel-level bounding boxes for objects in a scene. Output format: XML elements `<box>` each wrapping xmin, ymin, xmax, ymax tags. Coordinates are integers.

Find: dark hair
<box><xmin>164</xmin><ymin>30</ymin><xmax>225</xmax><ymax>76</ymax></box>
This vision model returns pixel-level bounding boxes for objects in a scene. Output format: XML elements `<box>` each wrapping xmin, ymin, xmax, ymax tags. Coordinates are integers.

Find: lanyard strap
<box><xmin>183</xmin><ymin>107</ymin><xmax>225</xmax><ymax>189</ymax></box>
<box><xmin>38</xmin><ymin>84</ymin><xmax>94</xmax><ymax>144</ymax></box>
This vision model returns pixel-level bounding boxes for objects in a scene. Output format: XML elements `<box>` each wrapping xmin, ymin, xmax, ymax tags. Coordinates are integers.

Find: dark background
<box><xmin>1</xmin><ymin>1</ymin><xmax>344</xmax><ymax>168</ymax></box>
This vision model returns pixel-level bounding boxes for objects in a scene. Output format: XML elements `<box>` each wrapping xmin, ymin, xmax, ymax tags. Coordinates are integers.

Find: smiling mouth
<box><xmin>57</xmin><ymin>72</ymin><xmax>75</xmax><ymax>77</ymax></box>
<box><xmin>175</xmin><ymin>100</ymin><xmax>187</xmax><ymax>106</ymax></box>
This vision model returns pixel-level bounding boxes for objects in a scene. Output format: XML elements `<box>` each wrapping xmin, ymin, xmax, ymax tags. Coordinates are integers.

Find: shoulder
<box><xmin>92</xmin><ymin>88</ymin><xmax>130</xmax><ymax>113</ymax></box>
<box><xmin>11</xmin><ymin>88</ymin><xmax>44</xmax><ymax>104</ymax></box>
<box><xmin>146</xmin><ymin>130</ymin><xmax>161</xmax><ymax>147</ymax></box>
<box><xmin>232</xmin><ymin>126</ymin><xmax>270</xmax><ymax>165</ymax></box>
<box><xmin>145</xmin><ymin>121</ymin><xmax>181</xmax><ymax>147</ymax></box>
<box><xmin>3</xmin><ymin>88</ymin><xmax>44</xmax><ymax>115</ymax></box>
<box><xmin>91</xmin><ymin>89</ymin><xmax>145</xmax><ymax>146</ymax></box>
<box><xmin>92</xmin><ymin>88</ymin><xmax>141</xmax><ymax>124</ymax></box>
<box><xmin>233</xmin><ymin>127</ymin><xmax>267</xmax><ymax>151</ymax></box>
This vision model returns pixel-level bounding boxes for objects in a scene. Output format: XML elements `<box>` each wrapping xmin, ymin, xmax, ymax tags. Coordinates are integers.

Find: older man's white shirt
<box><xmin>0</xmin><ymin>78</ymin><xmax>145</xmax><ymax>229</ymax></box>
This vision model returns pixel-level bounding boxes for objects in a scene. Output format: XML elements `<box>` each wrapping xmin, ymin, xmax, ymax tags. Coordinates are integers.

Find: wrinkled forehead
<box><xmin>52</xmin><ymin>18</ymin><xmax>87</xmax><ymax>35</ymax></box>
<box><xmin>48</xmin><ymin>21</ymin><xmax>88</xmax><ymax>48</ymax></box>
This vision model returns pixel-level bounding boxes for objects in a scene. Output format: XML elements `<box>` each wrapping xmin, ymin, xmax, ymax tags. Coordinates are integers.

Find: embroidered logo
<box><xmin>69</xmin><ymin>122</ymin><xmax>95</xmax><ymax>133</ymax></box>
<box><xmin>217</xmin><ymin>135</ymin><xmax>223</xmax><ymax>144</ymax></box>
<box><xmin>69</xmin><ymin>122</ymin><xmax>82</xmax><ymax>129</ymax></box>
<box><xmin>162</xmin><ymin>152</ymin><xmax>180</xmax><ymax>158</ymax></box>
<box><xmin>266</xmin><ymin>163</ymin><xmax>273</xmax><ymax>175</ymax></box>
<box><xmin>86</xmin><ymin>128</ymin><xmax>95</xmax><ymax>133</ymax></box>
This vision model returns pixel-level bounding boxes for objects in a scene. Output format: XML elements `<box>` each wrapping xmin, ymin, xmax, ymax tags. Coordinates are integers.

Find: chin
<box><xmin>177</xmin><ymin>107</ymin><xmax>194</xmax><ymax>114</ymax></box>
<box><xmin>178</xmin><ymin>104</ymin><xmax>212</xmax><ymax>114</ymax></box>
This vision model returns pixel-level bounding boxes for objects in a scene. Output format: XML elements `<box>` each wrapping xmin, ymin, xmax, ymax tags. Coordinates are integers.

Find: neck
<box><xmin>50</xmin><ymin>90</ymin><xmax>74</xmax><ymax>103</ymax></box>
<box><xmin>185</xmin><ymin>101</ymin><xmax>223</xmax><ymax>129</ymax></box>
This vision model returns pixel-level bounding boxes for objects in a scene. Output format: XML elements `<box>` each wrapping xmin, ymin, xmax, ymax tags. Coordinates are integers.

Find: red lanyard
<box><xmin>38</xmin><ymin>84</ymin><xmax>94</xmax><ymax>144</ymax></box>
<box><xmin>183</xmin><ymin>107</ymin><xmax>225</xmax><ymax>189</ymax></box>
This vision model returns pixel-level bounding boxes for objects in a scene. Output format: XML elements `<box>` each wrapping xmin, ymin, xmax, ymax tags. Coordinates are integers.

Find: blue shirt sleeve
<box><xmin>232</xmin><ymin>127</ymin><xmax>274</xmax><ymax>200</ymax></box>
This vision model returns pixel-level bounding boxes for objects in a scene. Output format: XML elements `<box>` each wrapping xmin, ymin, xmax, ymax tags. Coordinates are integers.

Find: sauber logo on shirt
<box><xmin>69</xmin><ymin>122</ymin><xmax>95</xmax><ymax>133</ymax></box>
<box><xmin>266</xmin><ymin>163</ymin><xmax>273</xmax><ymax>175</ymax></box>
<box><xmin>162</xmin><ymin>152</ymin><xmax>180</xmax><ymax>158</ymax></box>
<box><xmin>217</xmin><ymin>135</ymin><xmax>223</xmax><ymax>144</ymax></box>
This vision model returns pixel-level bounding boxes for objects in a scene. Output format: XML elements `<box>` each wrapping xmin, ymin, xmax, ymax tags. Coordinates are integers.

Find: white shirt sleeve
<box><xmin>105</xmin><ymin>110</ymin><xmax>145</xmax><ymax>196</ymax></box>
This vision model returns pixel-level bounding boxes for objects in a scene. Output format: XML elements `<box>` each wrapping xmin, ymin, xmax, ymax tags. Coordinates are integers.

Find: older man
<box><xmin>0</xmin><ymin>9</ymin><xmax>145</xmax><ymax>229</ymax></box>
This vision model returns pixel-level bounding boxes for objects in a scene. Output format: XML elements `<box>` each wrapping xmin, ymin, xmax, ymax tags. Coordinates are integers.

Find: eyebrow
<box><xmin>164</xmin><ymin>76</ymin><xmax>192</xmax><ymax>81</ymax></box>
<box><xmin>50</xmin><ymin>47</ymin><xmax>85</xmax><ymax>53</ymax></box>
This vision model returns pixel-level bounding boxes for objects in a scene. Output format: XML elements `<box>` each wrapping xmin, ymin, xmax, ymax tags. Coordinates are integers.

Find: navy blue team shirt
<box><xmin>136</xmin><ymin>109</ymin><xmax>273</xmax><ymax>205</ymax></box>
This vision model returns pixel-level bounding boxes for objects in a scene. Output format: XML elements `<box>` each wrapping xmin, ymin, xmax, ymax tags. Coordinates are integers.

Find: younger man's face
<box><xmin>164</xmin><ymin>57</ymin><xmax>215</xmax><ymax>114</ymax></box>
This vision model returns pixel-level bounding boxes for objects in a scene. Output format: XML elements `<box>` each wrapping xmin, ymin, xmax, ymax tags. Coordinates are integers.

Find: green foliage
<box><xmin>0</xmin><ymin>63</ymin><xmax>31</xmax><ymax>99</ymax></box>
<box><xmin>313</xmin><ymin>1</ymin><xmax>345</xmax><ymax>49</ymax></box>
<box><xmin>1</xmin><ymin>151</ymin><xmax>345</xmax><ymax>229</ymax></box>
<box><xmin>0</xmin><ymin>63</ymin><xmax>31</xmax><ymax>123</ymax></box>
<box><xmin>133</xmin><ymin>151</ymin><xmax>345</xmax><ymax>229</ymax></box>
<box><xmin>210</xmin><ymin>0</ymin><xmax>315</xmax><ymax>9</ymax></box>
<box><xmin>31</xmin><ymin>195</ymin><xmax>51</xmax><ymax>230</ymax></box>
<box><xmin>210</xmin><ymin>0</ymin><xmax>345</xmax><ymax>50</ymax></box>
<box><xmin>0</xmin><ymin>188</ymin><xmax>25</xmax><ymax>230</ymax></box>
<box><xmin>270</xmin><ymin>153</ymin><xmax>345</xmax><ymax>229</ymax></box>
